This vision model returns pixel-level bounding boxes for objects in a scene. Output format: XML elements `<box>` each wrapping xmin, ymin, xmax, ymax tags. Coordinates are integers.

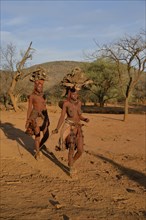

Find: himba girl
<box><xmin>25</xmin><ymin>67</ymin><xmax>50</xmax><ymax>159</ymax></box>
<box><xmin>52</xmin><ymin>67</ymin><xmax>93</xmax><ymax>177</ymax></box>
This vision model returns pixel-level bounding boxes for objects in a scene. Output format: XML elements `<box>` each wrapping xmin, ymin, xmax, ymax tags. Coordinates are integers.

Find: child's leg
<box><xmin>34</xmin><ymin>126</ymin><xmax>41</xmax><ymax>153</ymax></box>
<box><xmin>73</xmin><ymin>135</ymin><xmax>84</xmax><ymax>163</ymax></box>
<box><xmin>68</xmin><ymin>148</ymin><xmax>74</xmax><ymax>167</ymax></box>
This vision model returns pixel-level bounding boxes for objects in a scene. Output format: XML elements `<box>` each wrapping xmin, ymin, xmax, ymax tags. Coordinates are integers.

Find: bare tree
<box><xmin>7</xmin><ymin>42</ymin><xmax>34</xmax><ymax>111</ymax></box>
<box><xmin>93</xmin><ymin>31</ymin><xmax>146</xmax><ymax>121</ymax></box>
<box><xmin>0</xmin><ymin>43</ymin><xmax>18</xmax><ymax>109</ymax></box>
<box><xmin>1</xmin><ymin>42</ymin><xmax>17</xmax><ymax>73</ymax></box>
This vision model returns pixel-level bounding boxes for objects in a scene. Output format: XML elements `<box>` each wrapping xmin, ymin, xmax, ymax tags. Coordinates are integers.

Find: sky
<box><xmin>1</xmin><ymin>0</ymin><xmax>145</xmax><ymax>66</ymax></box>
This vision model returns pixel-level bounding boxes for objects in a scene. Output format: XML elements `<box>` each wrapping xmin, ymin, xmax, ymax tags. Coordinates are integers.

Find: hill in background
<box><xmin>0</xmin><ymin>60</ymin><xmax>86</xmax><ymax>96</ymax></box>
<box><xmin>36</xmin><ymin>60</ymin><xmax>86</xmax><ymax>90</ymax></box>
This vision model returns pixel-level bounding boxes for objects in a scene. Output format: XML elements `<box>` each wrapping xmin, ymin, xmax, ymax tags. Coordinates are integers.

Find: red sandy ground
<box><xmin>0</xmin><ymin>104</ymin><xmax>146</xmax><ymax>220</ymax></box>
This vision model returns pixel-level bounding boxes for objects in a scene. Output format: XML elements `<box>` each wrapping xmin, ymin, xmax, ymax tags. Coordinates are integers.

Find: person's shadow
<box><xmin>85</xmin><ymin>150</ymin><xmax>146</xmax><ymax>189</ymax></box>
<box><xmin>41</xmin><ymin>148</ymin><xmax>70</xmax><ymax>176</ymax></box>
<box><xmin>0</xmin><ymin>121</ymin><xmax>70</xmax><ymax>176</ymax></box>
<box><xmin>0</xmin><ymin>121</ymin><xmax>34</xmax><ymax>155</ymax></box>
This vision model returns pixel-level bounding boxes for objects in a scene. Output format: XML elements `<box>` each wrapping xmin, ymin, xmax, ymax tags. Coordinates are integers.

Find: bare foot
<box><xmin>34</xmin><ymin>150</ymin><xmax>43</xmax><ymax>160</ymax></box>
<box><xmin>69</xmin><ymin>167</ymin><xmax>78</xmax><ymax>179</ymax></box>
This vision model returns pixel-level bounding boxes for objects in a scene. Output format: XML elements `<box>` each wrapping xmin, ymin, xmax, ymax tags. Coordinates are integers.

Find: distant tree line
<box><xmin>50</xmin><ymin>58</ymin><xmax>145</xmax><ymax>106</ymax></box>
<box><xmin>0</xmin><ymin>30</ymin><xmax>145</xmax><ymax>121</ymax></box>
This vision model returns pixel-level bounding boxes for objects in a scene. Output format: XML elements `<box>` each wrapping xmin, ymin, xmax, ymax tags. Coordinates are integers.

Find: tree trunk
<box><xmin>8</xmin><ymin>92</ymin><xmax>19</xmax><ymax>111</ymax></box>
<box><xmin>7</xmin><ymin>42</ymin><xmax>33</xmax><ymax>112</ymax></box>
<box><xmin>99</xmin><ymin>101</ymin><xmax>105</xmax><ymax>107</ymax></box>
<box><xmin>123</xmin><ymin>96</ymin><xmax>129</xmax><ymax>121</ymax></box>
<box><xmin>3</xmin><ymin>94</ymin><xmax>8</xmax><ymax>110</ymax></box>
<box><xmin>8</xmin><ymin>74</ymin><xmax>19</xmax><ymax>111</ymax></box>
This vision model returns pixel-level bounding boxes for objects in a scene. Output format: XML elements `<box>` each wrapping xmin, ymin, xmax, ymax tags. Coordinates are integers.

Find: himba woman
<box><xmin>25</xmin><ymin>67</ymin><xmax>50</xmax><ymax>159</ymax></box>
<box><xmin>52</xmin><ymin>67</ymin><xmax>93</xmax><ymax>177</ymax></box>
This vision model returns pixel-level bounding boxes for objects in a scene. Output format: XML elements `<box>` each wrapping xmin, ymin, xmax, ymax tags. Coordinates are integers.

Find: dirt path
<box><xmin>0</xmin><ymin>106</ymin><xmax>146</xmax><ymax>219</ymax></box>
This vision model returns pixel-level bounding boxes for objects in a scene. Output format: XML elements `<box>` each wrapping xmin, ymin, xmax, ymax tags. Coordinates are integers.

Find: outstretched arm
<box><xmin>79</xmin><ymin>115</ymin><xmax>89</xmax><ymax>122</ymax></box>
